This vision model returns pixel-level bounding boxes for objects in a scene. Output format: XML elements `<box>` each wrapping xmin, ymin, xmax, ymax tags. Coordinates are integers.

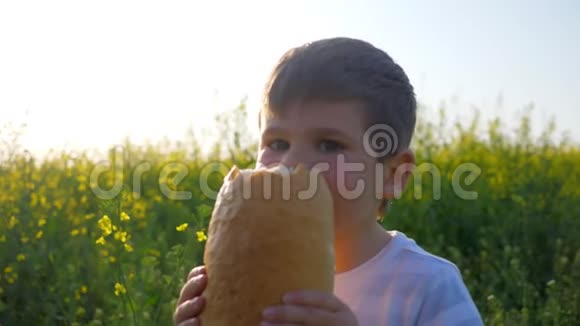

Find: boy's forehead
<box><xmin>260</xmin><ymin>100</ymin><xmax>367</xmax><ymax>132</ymax></box>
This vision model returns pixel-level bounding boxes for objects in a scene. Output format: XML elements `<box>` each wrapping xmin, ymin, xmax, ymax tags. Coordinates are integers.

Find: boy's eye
<box><xmin>319</xmin><ymin>140</ymin><xmax>344</xmax><ymax>152</ymax></box>
<box><xmin>268</xmin><ymin>139</ymin><xmax>289</xmax><ymax>152</ymax></box>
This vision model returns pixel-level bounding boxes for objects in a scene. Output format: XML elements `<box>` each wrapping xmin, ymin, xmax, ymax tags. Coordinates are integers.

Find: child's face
<box><xmin>256</xmin><ymin>100</ymin><xmax>387</xmax><ymax>235</ymax></box>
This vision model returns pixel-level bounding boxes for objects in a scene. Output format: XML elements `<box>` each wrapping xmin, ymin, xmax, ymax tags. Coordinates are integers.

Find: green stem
<box><xmin>46</xmin><ymin>252</ymin><xmax>72</xmax><ymax>325</ymax></box>
<box><xmin>115</xmin><ymin>188</ymin><xmax>138</xmax><ymax>325</ymax></box>
<box><xmin>153</xmin><ymin>243</ymin><xmax>187</xmax><ymax>324</ymax></box>
<box><xmin>117</xmin><ymin>261</ymin><xmax>138</xmax><ymax>325</ymax></box>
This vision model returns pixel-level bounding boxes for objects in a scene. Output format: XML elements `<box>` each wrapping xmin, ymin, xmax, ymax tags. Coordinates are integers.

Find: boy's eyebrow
<box><xmin>307</xmin><ymin>127</ymin><xmax>352</xmax><ymax>139</ymax></box>
<box><xmin>261</xmin><ymin>127</ymin><xmax>354</xmax><ymax>141</ymax></box>
<box><xmin>261</xmin><ymin>127</ymin><xmax>288</xmax><ymax>136</ymax></box>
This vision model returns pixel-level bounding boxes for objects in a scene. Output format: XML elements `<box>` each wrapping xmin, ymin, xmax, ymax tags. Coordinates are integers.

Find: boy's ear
<box><xmin>382</xmin><ymin>149</ymin><xmax>416</xmax><ymax>200</ymax></box>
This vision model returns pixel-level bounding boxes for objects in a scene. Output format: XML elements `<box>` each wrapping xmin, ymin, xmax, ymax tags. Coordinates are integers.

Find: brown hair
<box><xmin>260</xmin><ymin>37</ymin><xmax>417</xmax><ymax>217</ymax></box>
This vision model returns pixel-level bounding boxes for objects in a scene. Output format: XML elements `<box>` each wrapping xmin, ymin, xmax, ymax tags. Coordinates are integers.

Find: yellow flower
<box><xmin>81</xmin><ymin>285</ymin><xmax>88</xmax><ymax>294</ymax></box>
<box><xmin>7</xmin><ymin>277</ymin><xmax>15</xmax><ymax>284</ymax></box>
<box><xmin>35</xmin><ymin>230</ymin><xmax>43</xmax><ymax>239</ymax></box>
<box><xmin>95</xmin><ymin>236</ymin><xmax>106</xmax><ymax>245</ymax></box>
<box><xmin>20</xmin><ymin>235</ymin><xmax>29</xmax><ymax>244</ymax></box>
<box><xmin>109</xmin><ymin>256</ymin><xmax>117</xmax><ymax>263</ymax></box>
<box><xmin>114</xmin><ymin>231</ymin><xmax>128</xmax><ymax>243</ymax></box>
<box><xmin>176</xmin><ymin>223</ymin><xmax>188</xmax><ymax>232</ymax></box>
<box><xmin>81</xmin><ymin>227</ymin><xmax>88</xmax><ymax>236</ymax></box>
<box><xmin>70</xmin><ymin>229</ymin><xmax>80</xmax><ymax>237</ymax></box>
<box><xmin>16</xmin><ymin>254</ymin><xmax>26</xmax><ymax>262</ymax></box>
<box><xmin>133</xmin><ymin>201</ymin><xmax>146</xmax><ymax>219</ymax></box>
<box><xmin>38</xmin><ymin>218</ymin><xmax>47</xmax><ymax>227</ymax></box>
<box><xmin>196</xmin><ymin>230</ymin><xmax>208</xmax><ymax>242</ymax></box>
<box><xmin>3</xmin><ymin>266</ymin><xmax>12</xmax><ymax>274</ymax></box>
<box><xmin>124</xmin><ymin>244</ymin><xmax>133</xmax><ymax>252</ymax></box>
<box><xmin>8</xmin><ymin>216</ymin><xmax>18</xmax><ymax>229</ymax></box>
<box><xmin>120</xmin><ymin>212</ymin><xmax>130</xmax><ymax>221</ymax></box>
<box><xmin>114</xmin><ymin>282</ymin><xmax>126</xmax><ymax>296</ymax></box>
<box><xmin>98</xmin><ymin>215</ymin><xmax>113</xmax><ymax>235</ymax></box>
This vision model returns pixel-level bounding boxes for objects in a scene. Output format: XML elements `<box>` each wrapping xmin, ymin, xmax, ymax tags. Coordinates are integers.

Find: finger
<box><xmin>282</xmin><ymin>290</ymin><xmax>343</xmax><ymax>312</ymax></box>
<box><xmin>262</xmin><ymin>304</ymin><xmax>333</xmax><ymax>324</ymax></box>
<box><xmin>178</xmin><ymin>274</ymin><xmax>208</xmax><ymax>305</ymax></box>
<box><xmin>187</xmin><ymin>265</ymin><xmax>206</xmax><ymax>281</ymax></box>
<box><xmin>173</xmin><ymin>297</ymin><xmax>205</xmax><ymax>324</ymax></box>
<box><xmin>177</xmin><ymin>318</ymin><xmax>200</xmax><ymax>326</ymax></box>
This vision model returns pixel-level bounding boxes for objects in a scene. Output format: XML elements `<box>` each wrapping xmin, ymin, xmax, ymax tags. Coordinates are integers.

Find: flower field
<box><xmin>1</xmin><ymin>106</ymin><xmax>579</xmax><ymax>325</ymax></box>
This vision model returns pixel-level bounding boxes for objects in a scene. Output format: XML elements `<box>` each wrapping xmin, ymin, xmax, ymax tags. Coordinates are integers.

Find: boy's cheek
<box><xmin>325</xmin><ymin>166</ymin><xmax>370</xmax><ymax>199</ymax></box>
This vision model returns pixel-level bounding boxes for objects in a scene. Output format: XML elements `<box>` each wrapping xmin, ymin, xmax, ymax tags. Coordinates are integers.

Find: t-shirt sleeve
<box><xmin>416</xmin><ymin>265</ymin><xmax>484</xmax><ymax>326</ymax></box>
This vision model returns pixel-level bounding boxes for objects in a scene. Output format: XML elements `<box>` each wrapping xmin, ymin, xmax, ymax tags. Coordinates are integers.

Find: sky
<box><xmin>1</xmin><ymin>0</ymin><xmax>579</xmax><ymax>159</ymax></box>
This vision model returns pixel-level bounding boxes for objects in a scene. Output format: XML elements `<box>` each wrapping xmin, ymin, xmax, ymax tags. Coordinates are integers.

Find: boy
<box><xmin>174</xmin><ymin>37</ymin><xmax>483</xmax><ymax>325</ymax></box>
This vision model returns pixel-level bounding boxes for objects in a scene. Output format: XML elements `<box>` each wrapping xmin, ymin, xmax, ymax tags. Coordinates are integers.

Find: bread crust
<box><xmin>199</xmin><ymin>164</ymin><xmax>335</xmax><ymax>325</ymax></box>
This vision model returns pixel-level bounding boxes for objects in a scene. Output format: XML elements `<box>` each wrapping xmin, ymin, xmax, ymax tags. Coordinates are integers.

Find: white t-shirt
<box><xmin>334</xmin><ymin>230</ymin><xmax>483</xmax><ymax>326</ymax></box>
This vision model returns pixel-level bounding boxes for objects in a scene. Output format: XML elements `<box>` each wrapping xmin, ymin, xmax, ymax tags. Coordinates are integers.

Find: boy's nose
<box><xmin>279</xmin><ymin>149</ymin><xmax>312</xmax><ymax>171</ymax></box>
<box><xmin>279</xmin><ymin>155</ymin><xmax>301</xmax><ymax>170</ymax></box>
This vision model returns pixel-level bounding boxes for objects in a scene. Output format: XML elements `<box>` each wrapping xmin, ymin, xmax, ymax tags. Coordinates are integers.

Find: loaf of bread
<box><xmin>199</xmin><ymin>164</ymin><xmax>335</xmax><ymax>326</ymax></box>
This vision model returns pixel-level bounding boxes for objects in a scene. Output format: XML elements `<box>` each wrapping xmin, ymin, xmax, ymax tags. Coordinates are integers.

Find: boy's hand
<box><xmin>173</xmin><ymin>265</ymin><xmax>207</xmax><ymax>326</ymax></box>
<box><xmin>261</xmin><ymin>290</ymin><xmax>358</xmax><ymax>326</ymax></box>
